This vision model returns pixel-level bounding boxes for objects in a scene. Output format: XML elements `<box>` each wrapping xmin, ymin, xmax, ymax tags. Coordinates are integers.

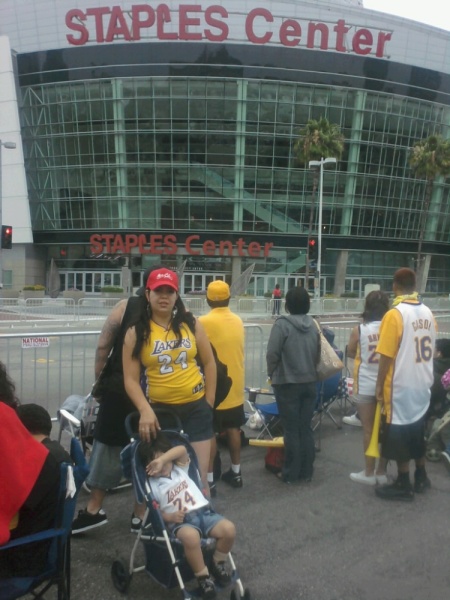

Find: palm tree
<box><xmin>409</xmin><ymin>135</ymin><xmax>450</xmax><ymax>291</ymax></box>
<box><xmin>294</xmin><ymin>117</ymin><xmax>344</xmax><ymax>288</ymax></box>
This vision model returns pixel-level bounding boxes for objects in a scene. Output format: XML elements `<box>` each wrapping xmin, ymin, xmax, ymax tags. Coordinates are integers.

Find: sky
<box><xmin>363</xmin><ymin>0</ymin><xmax>450</xmax><ymax>32</ymax></box>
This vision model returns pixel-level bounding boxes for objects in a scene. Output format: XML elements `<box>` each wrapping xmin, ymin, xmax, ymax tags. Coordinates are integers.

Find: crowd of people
<box><xmin>2</xmin><ymin>265</ymin><xmax>449</xmax><ymax>596</ymax></box>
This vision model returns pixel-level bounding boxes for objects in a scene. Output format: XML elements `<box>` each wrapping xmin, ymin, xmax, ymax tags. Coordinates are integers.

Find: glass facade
<box><xmin>20</xmin><ymin>75</ymin><xmax>450</xmax><ymax>291</ymax></box>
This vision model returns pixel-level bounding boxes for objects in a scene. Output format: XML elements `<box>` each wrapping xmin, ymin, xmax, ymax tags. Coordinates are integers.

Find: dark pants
<box><xmin>272</xmin><ymin>299</ymin><xmax>281</xmax><ymax>315</ymax></box>
<box><xmin>273</xmin><ymin>383</ymin><xmax>317</xmax><ymax>481</ymax></box>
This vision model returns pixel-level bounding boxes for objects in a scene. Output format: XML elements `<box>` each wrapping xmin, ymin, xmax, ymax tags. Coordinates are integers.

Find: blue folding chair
<box><xmin>312</xmin><ymin>349</ymin><xmax>347</xmax><ymax>450</ymax></box>
<box><xmin>0</xmin><ymin>437</ymin><xmax>89</xmax><ymax>600</ymax></box>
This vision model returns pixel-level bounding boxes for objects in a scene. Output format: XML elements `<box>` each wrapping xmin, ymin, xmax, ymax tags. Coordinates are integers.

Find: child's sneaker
<box><xmin>72</xmin><ymin>508</ymin><xmax>107</xmax><ymax>534</ymax></box>
<box><xmin>210</xmin><ymin>561</ymin><xmax>231</xmax><ymax>586</ymax></box>
<box><xmin>221</xmin><ymin>469</ymin><xmax>243</xmax><ymax>488</ymax></box>
<box><xmin>197</xmin><ymin>575</ymin><xmax>216</xmax><ymax>599</ymax></box>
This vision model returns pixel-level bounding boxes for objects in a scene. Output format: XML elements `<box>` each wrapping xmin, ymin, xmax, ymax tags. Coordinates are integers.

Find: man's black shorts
<box><xmin>213</xmin><ymin>405</ymin><xmax>246</xmax><ymax>432</ymax></box>
<box><xmin>380</xmin><ymin>416</ymin><xmax>426</xmax><ymax>463</ymax></box>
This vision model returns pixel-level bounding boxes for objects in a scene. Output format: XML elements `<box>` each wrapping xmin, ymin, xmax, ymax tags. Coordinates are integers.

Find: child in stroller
<box><xmin>139</xmin><ymin>432</ymin><xmax>235</xmax><ymax>599</ymax></box>
<box><xmin>113</xmin><ymin>417</ymin><xmax>249</xmax><ymax>599</ymax></box>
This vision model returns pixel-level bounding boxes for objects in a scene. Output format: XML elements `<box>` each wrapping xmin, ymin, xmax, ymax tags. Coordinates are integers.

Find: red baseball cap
<box><xmin>146</xmin><ymin>268</ymin><xmax>179</xmax><ymax>292</ymax></box>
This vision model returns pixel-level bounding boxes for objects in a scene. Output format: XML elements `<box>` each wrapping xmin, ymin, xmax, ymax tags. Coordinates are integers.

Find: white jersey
<box><xmin>149</xmin><ymin>463</ymin><xmax>209</xmax><ymax>514</ymax></box>
<box><xmin>390</xmin><ymin>302</ymin><xmax>435</xmax><ymax>424</ymax></box>
<box><xmin>377</xmin><ymin>301</ymin><xmax>436</xmax><ymax>425</ymax></box>
<box><xmin>353</xmin><ymin>321</ymin><xmax>381</xmax><ymax>396</ymax></box>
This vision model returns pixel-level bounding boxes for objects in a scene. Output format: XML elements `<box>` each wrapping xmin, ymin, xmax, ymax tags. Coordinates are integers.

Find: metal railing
<box><xmin>1</xmin><ymin>296</ymin><xmax>450</xmax><ymax>325</ymax></box>
<box><xmin>1</xmin><ymin>311</ymin><xmax>449</xmax><ymax>418</ymax></box>
<box><xmin>0</xmin><ymin>324</ymin><xmax>266</xmax><ymax>418</ymax></box>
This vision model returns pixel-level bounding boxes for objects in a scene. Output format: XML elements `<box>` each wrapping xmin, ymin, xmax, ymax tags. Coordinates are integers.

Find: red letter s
<box><xmin>66</xmin><ymin>9</ymin><xmax>88</xmax><ymax>46</ymax></box>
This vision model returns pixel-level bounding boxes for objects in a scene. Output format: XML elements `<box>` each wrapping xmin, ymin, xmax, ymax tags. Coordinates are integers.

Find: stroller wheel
<box><xmin>111</xmin><ymin>559</ymin><xmax>131</xmax><ymax>593</ymax></box>
<box><xmin>230</xmin><ymin>589</ymin><xmax>251</xmax><ymax>600</ymax></box>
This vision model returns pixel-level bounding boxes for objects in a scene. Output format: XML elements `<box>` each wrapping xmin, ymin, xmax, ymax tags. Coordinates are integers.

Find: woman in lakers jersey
<box><xmin>123</xmin><ymin>268</ymin><xmax>217</xmax><ymax>488</ymax></box>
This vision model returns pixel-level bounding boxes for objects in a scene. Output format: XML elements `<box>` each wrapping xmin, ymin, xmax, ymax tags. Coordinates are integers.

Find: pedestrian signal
<box><xmin>308</xmin><ymin>238</ymin><xmax>318</xmax><ymax>261</ymax></box>
<box><xmin>1</xmin><ymin>225</ymin><xmax>12</xmax><ymax>249</ymax></box>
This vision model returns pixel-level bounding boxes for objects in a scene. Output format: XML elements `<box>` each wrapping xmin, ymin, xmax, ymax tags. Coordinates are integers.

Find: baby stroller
<box><xmin>112</xmin><ymin>410</ymin><xmax>250</xmax><ymax>599</ymax></box>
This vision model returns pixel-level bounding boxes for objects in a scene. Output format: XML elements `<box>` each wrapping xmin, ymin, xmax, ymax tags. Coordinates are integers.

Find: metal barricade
<box><xmin>0</xmin><ymin>324</ymin><xmax>267</xmax><ymax>418</ymax></box>
<box><xmin>0</xmin><ymin>330</ymin><xmax>100</xmax><ymax>418</ymax></box>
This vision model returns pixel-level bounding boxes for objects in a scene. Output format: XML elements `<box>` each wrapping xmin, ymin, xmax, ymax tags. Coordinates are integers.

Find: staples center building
<box><xmin>1</xmin><ymin>0</ymin><xmax>449</xmax><ymax>296</ymax></box>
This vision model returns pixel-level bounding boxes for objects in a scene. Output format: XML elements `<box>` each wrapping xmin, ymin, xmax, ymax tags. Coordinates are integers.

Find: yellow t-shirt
<box><xmin>199</xmin><ymin>307</ymin><xmax>245</xmax><ymax>410</ymax></box>
<box><xmin>140</xmin><ymin>322</ymin><xmax>205</xmax><ymax>405</ymax></box>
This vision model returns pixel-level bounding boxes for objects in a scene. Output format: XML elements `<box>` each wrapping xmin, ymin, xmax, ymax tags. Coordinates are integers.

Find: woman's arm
<box><xmin>346</xmin><ymin>325</ymin><xmax>360</xmax><ymax>359</ymax></box>
<box><xmin>194</xmin><ymin>319</ymin><xmax>217</xmax><ymax>408</ymax></box>
<box><xmin>94</xmin><ymin>299</ymin><xmax>127</xmax><ymax>379</ymax></box>
<box><xmin>122</xmin><ymin>326</ymin><xmax>160</xmax><ymax>442</ymax></box>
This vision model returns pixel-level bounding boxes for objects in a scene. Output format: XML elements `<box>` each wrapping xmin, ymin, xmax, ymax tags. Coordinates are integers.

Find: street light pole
<box><xmin>0</xmin><ymin>140</ymin><xmax>17</xmax><ymax>288</ymax></box>
<box><xmin>308</xmin><ymin>157</ymin><xmax>337</xmax><ymax>300</ymax></box>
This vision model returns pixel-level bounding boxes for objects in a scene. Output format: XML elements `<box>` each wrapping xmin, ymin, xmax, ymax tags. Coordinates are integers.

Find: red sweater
<box><xmin>0</xmin><ymin>403</ymin><xmax>49</xmax><ymax>545</ymax></box>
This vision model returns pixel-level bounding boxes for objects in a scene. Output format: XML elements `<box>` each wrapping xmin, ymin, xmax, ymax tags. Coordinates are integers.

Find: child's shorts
<box><xmin>172</xmin><ymin>508</ymin><xmax>224</xmax><ymax>537</ymax></box>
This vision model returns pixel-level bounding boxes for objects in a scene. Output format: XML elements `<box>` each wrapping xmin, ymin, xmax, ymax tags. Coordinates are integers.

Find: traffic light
<box><xmin>308</xmin><ymin>237</ymin><xmax>318</xmax><ymax>261</ymax></box>
<box><xmin>1</xmin><ymin>225</ymin><xmax>12</xmax><ymax>249</ymax></box>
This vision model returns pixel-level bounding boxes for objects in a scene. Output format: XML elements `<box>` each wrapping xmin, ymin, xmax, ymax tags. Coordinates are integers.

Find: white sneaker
<box><xmin>376</xmin><ymin>474</ymin><xmax>389</xmax><ymax>485</ymax></box>
<box><xmin>343</xmin><ymin>413</ymin><xmax>362</xmax><ymax>427</ymax></box>
<box><xmin>350</xmin><ymin>470</ymin><xmax>376</xmax><ymax>486</ymax></box>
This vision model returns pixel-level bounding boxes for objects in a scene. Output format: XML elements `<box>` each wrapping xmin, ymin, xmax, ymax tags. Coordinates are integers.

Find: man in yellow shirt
<box><xmin>199</xmin><ymin>281</ymin><xmax>245</xmax><ymax>495</ymax></box>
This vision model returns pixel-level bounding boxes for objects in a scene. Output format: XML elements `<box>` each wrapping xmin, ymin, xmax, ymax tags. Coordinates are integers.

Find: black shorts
<box><xmin>213</xmin><ymin>404</ymin><xmax>246</xmax><ymax>433</ymax></box>
<box><xmin>152</xmin><ymin>397</ymin><xmax>213</xmax><ymax>442</ymax></box>
<box><xmin>380</xmin><ymin>416</ymin><xmax>426</xmax><ymax>463</ymax></box>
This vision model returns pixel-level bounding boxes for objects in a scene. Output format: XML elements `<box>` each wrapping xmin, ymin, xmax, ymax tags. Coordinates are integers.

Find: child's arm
<box><xmin>146</xmin><ymin>445</ymin><xmax>188</xmax><ymax>476</ymax></box>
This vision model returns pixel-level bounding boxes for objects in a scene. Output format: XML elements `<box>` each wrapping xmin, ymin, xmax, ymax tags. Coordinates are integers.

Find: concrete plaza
<box><xmin>68</xmin><ymin>415</ymin><xmax>450</xmax><ymax>600</ymax></box>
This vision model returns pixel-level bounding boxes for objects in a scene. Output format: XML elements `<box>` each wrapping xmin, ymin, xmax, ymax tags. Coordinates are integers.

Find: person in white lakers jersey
<box><xmin>347</xmin><ymin>290</ymin><xmax>390</xmax><ymax>486</ymax></box>
<box><xmin>375</xmin><ymin>268</ymin><xmax>436</xmax><ymax>501</ymax></box>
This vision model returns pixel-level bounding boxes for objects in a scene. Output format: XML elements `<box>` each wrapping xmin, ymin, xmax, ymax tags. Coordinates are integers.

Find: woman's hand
<box><xmin>139</xmin><ymin>405</ymin><xmax>160</xmax><ymax>442</ymax></box>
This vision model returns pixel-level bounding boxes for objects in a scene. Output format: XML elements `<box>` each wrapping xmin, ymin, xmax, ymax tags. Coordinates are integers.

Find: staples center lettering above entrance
<box><xmin>65</xmin><ymin>4</ymin><xmax>393</xmax><ymax>58</ymax></box>
<box><xmin>90</xmin><ymin>234</ymin><xmax>274</xmax><ymax>257</ymax></box>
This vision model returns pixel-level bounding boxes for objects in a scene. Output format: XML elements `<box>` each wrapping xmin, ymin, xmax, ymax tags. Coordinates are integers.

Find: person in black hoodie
<box><xmin>266</xmin><ymin>287</ymin><xmax>320</xmax><ymax>484</ymax></box>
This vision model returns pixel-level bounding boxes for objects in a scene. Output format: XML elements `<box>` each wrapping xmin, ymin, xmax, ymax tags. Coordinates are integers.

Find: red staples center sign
<box><xmin>90</xmin><ymin>233</ymin><xmax>274</xmax><ymax>257</ymax></box>
<box><xmin>65</xmin><ymin>3</ymin><xmax>393</xmax><ymax>58</ymax></box>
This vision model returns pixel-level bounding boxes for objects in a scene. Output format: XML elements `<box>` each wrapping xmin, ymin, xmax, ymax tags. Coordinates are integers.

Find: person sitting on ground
<box><xmin>139</xmin><ymin>432</ymin><xmax>236</xmax><ymax>600</ymax></box>
<box><xmin>16</xmin><ymin>403</ymin><xmax>73</xmax><ymax>464</ymax></box>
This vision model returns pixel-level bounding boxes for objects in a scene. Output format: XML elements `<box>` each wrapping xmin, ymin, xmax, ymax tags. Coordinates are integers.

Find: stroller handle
<box><xmin>125</xmin><ymin>407</ymin><xmax>184</xmax><ymax>439</ymax></box>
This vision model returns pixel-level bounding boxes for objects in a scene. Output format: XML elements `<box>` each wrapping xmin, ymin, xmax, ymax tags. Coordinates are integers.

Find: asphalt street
<box><xmin>66</xmin><ymin>415</ymin><xmax>450</xmax><ymax>600</ymax></box>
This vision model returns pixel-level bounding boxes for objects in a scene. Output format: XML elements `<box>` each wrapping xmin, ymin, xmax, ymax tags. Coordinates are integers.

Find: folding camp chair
<box><xmin>245</xmin><ymin>387</ymin><xmax>283</xmax><ymax>440</ymax></box>
<box><xmin>0</xmin><ymin>437</ymin><xmax>89</xmax><ymax>600</ymax></box>
<box><xmin>312</xmin><ymin>349</ymin><xmax>347</xmax><ymax>450</ymax></box>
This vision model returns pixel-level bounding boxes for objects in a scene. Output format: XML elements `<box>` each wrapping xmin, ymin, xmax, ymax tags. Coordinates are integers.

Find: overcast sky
<box><xmin>363</xmin><ymin>0</ymin><xmax>450</xmax><ymax>31</ymax></box>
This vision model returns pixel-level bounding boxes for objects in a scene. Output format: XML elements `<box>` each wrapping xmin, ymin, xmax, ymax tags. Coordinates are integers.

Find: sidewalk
<box><xmin>68</xmin><ymin>414</ymin><xmax>450</xmax><ymax>600</ymax></box>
